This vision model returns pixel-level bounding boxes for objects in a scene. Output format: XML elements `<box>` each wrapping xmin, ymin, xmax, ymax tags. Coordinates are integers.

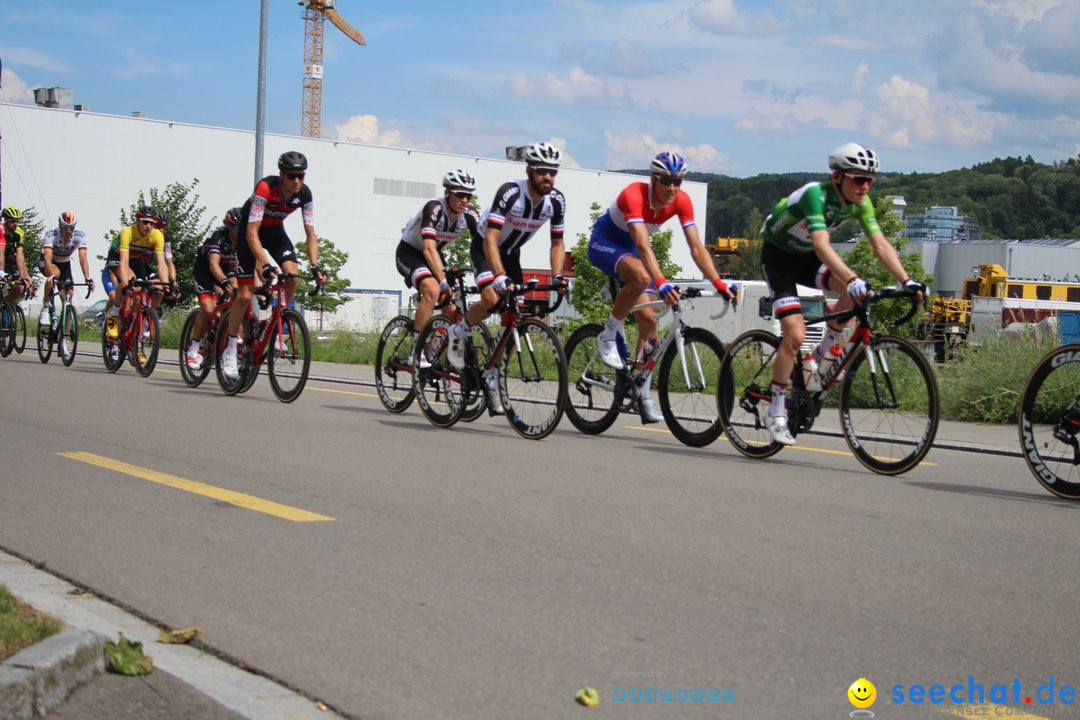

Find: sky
<box><xmin>1</xmin><ymin>0</ymin><xmax>1077</xmax><ymax>177</ymax></box>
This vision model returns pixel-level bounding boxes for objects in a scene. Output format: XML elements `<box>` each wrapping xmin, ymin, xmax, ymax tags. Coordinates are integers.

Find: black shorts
<box><xmin>38</xmin><ymin>258</ymin><xmax>74</xmax><ymax>285</ymax></box>
<box><xmin>395</xmin><ymin>242</ymin><xmax>445</xmax><ymax>290</ymax></box>
<box><xmin>106</xmin><ymin>249</ymin><xmax>152</xmax><ymax>281</ymax></box>
<box><xmin>760</xmin><ymin>242</ymin><xmax>833</xmax><ymax>320</ymax></box>
<box><xmin>469</xmin><ymin>237</ymin><xmax>522</xmax><ymax>290</ymax></box>
<box><xmin>235</xmin><ymin>224</ymin><xmax>299</xmax><ymax>279</ymax></box>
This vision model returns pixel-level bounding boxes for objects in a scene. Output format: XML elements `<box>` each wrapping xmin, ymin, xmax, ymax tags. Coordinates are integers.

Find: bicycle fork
<box><xmin>861</xmin><ymin>345</ymin><xmax>900</xmax><ymax>410</ymax></box>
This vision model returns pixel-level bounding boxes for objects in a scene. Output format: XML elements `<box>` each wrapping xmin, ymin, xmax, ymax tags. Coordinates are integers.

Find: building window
<box><xmin>1036</xmin><ymin>285</ymin><xmax>1052</xmax><ymax>300</ymax></box>
<box><xmin>1007</xmin><ymin>284</ymin><xmax>1023</xmax><ymax>298</ymax></box>
<box><xmin>1068</xmin><ymin>287</ymin><xmax>1080</xmax><ymax>303</ymax></box>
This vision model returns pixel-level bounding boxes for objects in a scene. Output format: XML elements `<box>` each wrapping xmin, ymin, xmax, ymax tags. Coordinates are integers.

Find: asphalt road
<box><xmin>1</xmin><ymin>350</ymin><xmax>1077</xmax><ymax>720</ymax></box>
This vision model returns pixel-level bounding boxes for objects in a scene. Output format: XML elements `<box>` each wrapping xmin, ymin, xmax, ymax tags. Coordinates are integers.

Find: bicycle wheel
<box><xmin>412</xmin><ymin>315</ymin><xmax>466</xmax><ymax>428</ymax></box>
<box><xmin>14</xmin><ymin>305</ymin><xmax>26</xmax><ymax>354</ymax></box>
<box><xmin>838</xmin><ymin>335</ymin><xmax>939</xmax><ymax>475</ymax></box>
<box><xmin>460</xmin><ymin>322</ymin><xmax>494</xmax><ymax>423</ymax></box>
<box><xmin>267</xmin><ymin>309</ymin><xmax>311</xmax><ymax>403</ymax></box>
<box><xmin>1018</xmin><ymin>344</ymin><xmax>1080</xmax><ymax>500</ymax></box>
<box><xmin>374</xmin><ymin>315</ymin><xmax>416</xmax><ymax>413</ymax></box>
<box><xmin>0</xmin><ymin>302</ymin><xmax>14</xmax><ymax>357</ymax></box>
<box><xmin>215</xmin><ymin>309</ymin><xmax>259</xmax><ymax>395</ymax></box>
<box><xmin>59</xmin><ymin>306</ymin><xmax>79</xmax><ymax>366</ymax></box>
<box><xmin>563</xmin><ymin>323</ymin><xmax>625</xmax><ymax>434</ymax></box>
<box><xmin>36</xmin><ymin>311</ymin><xmax>53</xmax><ymax>364</ymax></box>
<box><xmin>657</xmin><ymin>327</ymin><xmax>726</xmax><ymax>447</ymax></box>
<box><xmin>133</xmin><ymin>308</ymin><xmax>159</xmax><ymax>377</ymax></box>
<box><xmin>498</xmin><ymin>318</ymin><xmax>567</xmax><ymax>440</ymax></box>
<box><xmin>717</xmin><ymin>329</ymin><xmax>787</xmax><ymax>459</ymax></box>
<box><xmin>178</xmin><ymin>309</ymin><xmax>212</xmax><ymax>387</ymax></box>
<box><xmin>101</xmin><ymin>316</ymin><xmax>124</xmax><ymax>373</ymax></box>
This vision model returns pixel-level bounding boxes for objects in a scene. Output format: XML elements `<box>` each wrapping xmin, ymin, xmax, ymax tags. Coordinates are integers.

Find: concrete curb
<box><xmin>0</xmin><ymin>628</ymin><xmax>105</xmax><ymax>720</ymax></box>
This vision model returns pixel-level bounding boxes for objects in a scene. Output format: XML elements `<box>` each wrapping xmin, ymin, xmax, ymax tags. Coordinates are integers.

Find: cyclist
<box><xmin>38</xmin><ymin>212</ymin><xmax>95</xmax><ymax>326</ymax></box>
<box><xmin>0</xmin><ymin>206</ymin><xmax>33</xmax><ymax>306</ymax></box>
<box><xmin>587</xmin><ymin>151</ymin><xmax>736</xmax><ymax>423</ymax></box>
<box><xmin>759</xmin><ymin>142</ymin><xmax>925</xmax><ymax>445</ymax></box>
<box><xmin>221</xmin><ymin>150</ymin><xmax>325</xmax><ymax>380</ymax></box>
<box><xmin>102</xmin><ymin>205</ymin><xmax>167</xmax><ymax>339</ymax></box>
<box><xmin>156</xmin><ymin>209</ymin><xmax>181</xmax><ymax>305</ymax></box>
<box><xmin>395</xmin><ymin>169</ymin><xmax>482</xmax><ymax>336</ymax></box>
<box><xmin>185</xmin><ymin>207</ymin><xmax>241</xmax><ymax>370</ymax></box>
<box><xmin>446</xmin><ymin>142</ymin><xmax>569</xmax><ymax>396</ymax></box>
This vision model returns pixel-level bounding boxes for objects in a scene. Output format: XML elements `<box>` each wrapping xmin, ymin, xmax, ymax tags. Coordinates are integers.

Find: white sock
<box><xmin>188</xmin><ymin>339</ymin><xmax>200</xmax><ymax>354</ymax></box>
<box><xmin>816</xmin><ymin>326</ymin><xmax>843</xmax><ymax>358</ymax></box>
<box><xmin>769</xmin><ymin>382</ymin><xmax>787</xmax><ymax>418</ymax></box>
<box><xmin>226</xmin><ymin>335</ymin><xmax>238</xmax><ymax>353</ymax></box>
<box><xmin>640</xmin><ymin>373</ymin><xmax>654</xmax><ymax>400</ymax></box>
<box><xmin>602</xmin><ymin>314</ymin><xmax>623</xmax><ymax>337</ymax></box>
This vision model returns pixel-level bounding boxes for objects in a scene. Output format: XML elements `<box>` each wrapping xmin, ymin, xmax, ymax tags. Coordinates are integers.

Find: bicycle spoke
<box><xmin>658</xmin><ymin>327</ymin><xmax>725</xmax><ymax>447</ymax></box>
<box><xmin>499</xmin><ymin>319</ymin><xmax>567</xmax><ymax>439</ymax></box>
<box><xmin>1019</xmin><ymin>345</ymin><xmax>1080</xmax><ymax>499</ymax></box>
<box><xmin>717</xmin><ymin>330</ymin><xmax>786</xmax><ymax>458</ymax></box>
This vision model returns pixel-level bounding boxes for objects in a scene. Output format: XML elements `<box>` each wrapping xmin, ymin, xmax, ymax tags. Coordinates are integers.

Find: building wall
<box><xmin>0</xmin><ymin>102</ymin><xmax>708</xmax><ymax>304</ymax></box>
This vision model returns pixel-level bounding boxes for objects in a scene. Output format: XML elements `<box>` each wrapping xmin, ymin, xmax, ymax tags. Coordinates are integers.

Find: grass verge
<box><xmin>0</xmin><ymin>584</ymin><xmax>64</xmax><ymax>661</ymax></box>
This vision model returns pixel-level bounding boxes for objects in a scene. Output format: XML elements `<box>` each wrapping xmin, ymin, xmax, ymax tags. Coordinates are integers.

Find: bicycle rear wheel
<box><xmin>0</xmin><ymin>302</ymin><xmax>15</xmax><ymax>357</ymax></box>
<box><xmin>133</xmin><ymin>308</ymin><xmax>159</xmax><ymax>377</ymax></box>
<box><xmin>1018</xmin><ymin>344</ymin><xmax>1080</xmax><ymax>500</ymax></box>
<box><xmin>839</xmin><ymin>335</ymin><xmax>939</xmax><ymax>475</ymax></box>
<box><xmin>717</xmin><ymin>329</ymin><xmax>787</xmax><ymax>459</ymax></box>
<box><xmin>14</xmin><ymin>305</ymin><xmax>26</xmax><ymax>354</ymax></box>
<box><xmin>374</xmin><ymin>315</ymin><xmax>416</xmax><ymax>413</ymax></box>
<box><xmin>498</xmin><ymin>318</ymin><xmax>567</xmax><ymax>440</ymax></box>
<box><xmin>412</xmin><ymin>315</ymin><xmax>466</xmax><ymax>428</ymax></box>
<box><xmin>36</xmin><ymin>312</ymin><xmax>53</xmax><ymax>364</ymax></box>
<box><xmin>460</xmin><ymin>322</ymin><xmax>494</xmax><ymax>423</ymax></box>
<box><xmin>267</xmin><ymin>309</ymin><xmax>311</xmax><ymax>403</ymax></box>
<box><xmin>101</xmin><ymin>317</ymin><xmax>124</xmax><ymax>372</ymax></box>
<box><xmin>657</xmin><ymin>327</ymin><xmax>726</xmax><ymax>447</ymax></box>
<box><xmin>178</xmin><ymin>309</ymin><xmax>212</xmax><ymax>387</ymax></box>
<box><xmin>563</xmin><ymin>323</ymin><xmax>625</xmax><ymax>435</ymax></box>
<box><xmin>59</xmin><ymin>306</ymin><xmax>79</xmax><ymax>366</ymax></box>
<box><xmin>215</xmin><ymin>309</ymin><xmax>246</xmax><ymax>395</ymax></box>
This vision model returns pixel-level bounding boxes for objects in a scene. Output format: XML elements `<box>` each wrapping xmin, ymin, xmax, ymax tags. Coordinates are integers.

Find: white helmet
<box><xmin>442</xmin><ymin>169</ymin><xmax>477</xmax><ymax>192</ymax></box>
<box><xmin>828</xmin><ymin>143</ymin><xmax>879</xmax><ymax>174</ymax></box>
<box><xmin>523</xmin><ymin>142</ymin><xmax>561</xmax><ymax>167</ymax></box>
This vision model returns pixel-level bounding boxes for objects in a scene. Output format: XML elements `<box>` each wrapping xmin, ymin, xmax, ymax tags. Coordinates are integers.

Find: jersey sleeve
<box><xmin>42</xmin><ymin>230</ymin><xmax>56</xmax><ymax>249</ymax></box>
<box><xmin>464</xmin><ymin>207</ymin><xmax>484</xmax><ymax>244</ymax></box>
<box><xmin>150</xmin><ymin>229</ymin><xmax>166</xmax><ymax>254</ymax></box>
<box><xmin>117</xmin><ymin>226</ymin><xmax>134</xmax><ymax>252</ymax></box>
<box><xmin>854</xmin><ymin>196</ymin><xmax>882</xmax><ymax>236</ymax></box>
<box><xmin>300</xmin><ymin>185</ymin><xmax>314</xmax><ymax>226</ymax></box>
<box><xmin>248</xmin><ymin>180</ymin><xmax>272</xmax><ymax>223</ymax></box>
<box><xmin>549</xmin><ymin>190</ymin><xmax>566</xmax><ymax>240</ymax></box>
<box><xmin>485</xmin><ymin>182</ymin><xmax>521</xmax><ymax>231</ymax></box>
<box><xmin>420</xmin><ymin>200</ymin><xmax>445</xmax><ymax>243</ymax></box>
<box><xmin>615</xmin><ymin>184</ymin><xmax>648</xmax><ymax>226</ymax></box>
<box><xmin>674</xmin><ymin>191</ymin><xmax>696</xmax><ymax>229</ymax></box>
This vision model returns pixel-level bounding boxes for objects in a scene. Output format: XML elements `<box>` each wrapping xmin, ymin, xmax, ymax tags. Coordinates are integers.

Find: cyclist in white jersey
<box><xmin>446</xmin><ymin>141</ymin><xmax>568</xmax><ymax>369</ymax></box>
<box><xmin>38</xmin><ymin>212</ymin><xmax>94</xmax><ymax>324</ymax></box>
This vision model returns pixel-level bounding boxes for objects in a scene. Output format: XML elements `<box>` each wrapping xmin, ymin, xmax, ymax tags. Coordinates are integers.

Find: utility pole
<box><xmin>254</xmin><ymin>0</ymin><xmax>269</xmax><ymax>186</ymax></box>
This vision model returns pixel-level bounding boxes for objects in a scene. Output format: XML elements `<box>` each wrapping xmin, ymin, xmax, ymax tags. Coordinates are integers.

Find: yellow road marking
<box><xmin>58</xmin><ymin>452</ymin><xmax>334</xmax><ymax>522</ymax></box>
<box><xmin>307</xmin><ymin>385</ymin><xmax>379</xmax><ymax>398</ymax></box>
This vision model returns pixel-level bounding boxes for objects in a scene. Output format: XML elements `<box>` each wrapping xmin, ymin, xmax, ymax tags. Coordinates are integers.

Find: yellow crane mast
<box><xmin>299</xmin><ymin>0</ymin><xmax>366</xmax><ymax>139</ymax></box>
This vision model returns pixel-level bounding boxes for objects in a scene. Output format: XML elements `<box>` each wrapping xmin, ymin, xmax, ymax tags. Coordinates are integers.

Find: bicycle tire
<box><xmin>460</xmin><ymin>322</ymin><xmax>494</xmax><ymax>423</ymax></box>
<box><xmin>101</xmin><ymin>316</ymin><xmax>124</xmax><ymax>373</ymax></box>
<box><xmin>497</xmin><ymin>318</ymin><xmax>567</xmax><ymax>440</ymax></box>
<box><xmin>717</xmin><ymin>329</ymin><xmax>787</xmax><ymax>459</ymax></box>
<box><xmin>412</xmin><ymin>315</ymin><xmax>466</xmax><ymax>428</ymax></box>
<box><xmin>59</xmin><ymin>306</ymin><xmax>78</xmax><ymax>366</ymax></box>
<box><xmin>1018</xmin><ymin>344</ymin><xmax>1080</xmax><ymax>500</ymax></box>
<box><xmin>657</xmin><ymin>326</ymin><xmax>726</xmax><ymax>447</ymax></box>
<box><xmin>214</xmin><ymin>309</ymin><xmax>246</xmax><ymax>395</ymax></box>
<box><xmin>838</xmin><ymin>335</ymin><xmax>939</xmax><ymax>475</ymax></box>
<box><xmin>0</xmin><ymin>302</ymin><xmax>15</xmax><ymax>357</ymax></box>
<box><xmin>374</xmin><ymin>315</ymin><xmax>416</xmax><ymax>413</ymax></box>
<box><xmin>133</xmin><ymin>308</ymin><xmax>159</xmax><ymax>377</ymax></box>
<box><xmin>267</xmin><ymin>309</ymin><xmax>311</xmax><ymax>403</ymax></box>
<box><xmin>563</xmin><ymin>323</ymin><xmax>625</xmax><ymax>435</ymax></box>
<box><xmin>14</xmin><ymin>304</ymin><xmax>26</xmax><ymax>354</ymax></box>
<box><xmin>36</xmin><ymin>309</ymin><xmax>53</xmax><ymax>364</ymax></box>
<box><xmin>178</xmin><ymin>309</ymin><xmax>213</xmax><ymax>387</ymax></box>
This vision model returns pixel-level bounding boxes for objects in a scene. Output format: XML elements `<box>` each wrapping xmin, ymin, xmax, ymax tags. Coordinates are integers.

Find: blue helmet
<box><xmin>650</xmin><ymin>151</ymin><xmax>687</xmax><ymax>178</ymax></box>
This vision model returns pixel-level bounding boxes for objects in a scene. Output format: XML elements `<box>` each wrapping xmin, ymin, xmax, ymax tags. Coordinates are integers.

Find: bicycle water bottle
<box><xmin>802</xmin><ymin>354</ymin><xmax>822</xmax><ymax>392</ymax></box>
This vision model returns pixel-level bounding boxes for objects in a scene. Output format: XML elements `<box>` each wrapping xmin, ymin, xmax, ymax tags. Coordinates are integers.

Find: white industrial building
<box><xmin>0</xmin><ymin>102</ymin><xmax>709</xmax><ymax>330</ymax></box>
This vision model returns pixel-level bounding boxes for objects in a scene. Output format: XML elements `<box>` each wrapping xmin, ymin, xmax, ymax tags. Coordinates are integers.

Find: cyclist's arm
<box><xmin>684</xmin><ymin>225</ymin><xmax>718</xmax><ymax>281</ymax></box>
<box><xmin>16</xmin><ymin>247</ymin><xmax>29</xmax><ymax>283</ymax></box>
<box><xmin>303</xmin><ymin>224</ymin><xmax>319</xmax><ymax>267</ymax></box>
<box><xmin>483</xmin><ymin>226</ymin><xmax>506</xmax><ymax>279</ymax></box>
<box><xmin>208</xmin><ymin>253</ymin><xmax>230</xmax><ymax>286</ymax></box>
<box><xmin>78</xmin><ymin>247</ymin><xmax>92</xmax><ymax>283</ymax></box>
<box><xmin>118</xmin><ymin>249</ymin><xmax>132</xmax><ymax>289</ymax></box>
<box><xmin>246</xmin><ymin>217</ymin><xmax>270</xmax><ymax>270</ymax></box>
<box><xmin>43</xmin><ymin>247</ymin><xmax>57</xmax><ymax>278</ymax></box>
<box><xmin>154</xmin><ymin>251</ymin><xmax>168</xmax><ymax>289</ymax></box>
<box><xmin>811</xmin><ymin>230</ymin><xmax>856</xmax><ymax>284</ymax></box>
<box><xmin>630</xmin><ymin>223</ymin><xmax>664</xmax><ymax>284</ymax></box>
<box><xmin>421</xmin><ymin>237</ymin><xmax>446</xmax><ymax>285</ymax></box>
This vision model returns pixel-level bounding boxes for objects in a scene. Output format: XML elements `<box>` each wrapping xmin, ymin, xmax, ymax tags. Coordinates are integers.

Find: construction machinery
<box><xmin>299</xmin><ymin>0</ymin><xmax>365</xmax><ymax>139</ymax></box>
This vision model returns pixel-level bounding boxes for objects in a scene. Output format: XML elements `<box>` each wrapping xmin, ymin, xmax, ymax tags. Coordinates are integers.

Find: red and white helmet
<box><xmin>58</xmin><ymin>211</ymin><xmax>77</xmax><ymax>229</ymax></box>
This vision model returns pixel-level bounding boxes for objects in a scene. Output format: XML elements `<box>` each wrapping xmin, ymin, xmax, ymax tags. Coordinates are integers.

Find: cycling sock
<box><xmin>769</xmin><ymin>381</ymin><xmax>787</xmax><ymax>418</ymax></box>
<box><xmin>602</xmin><ymin>314</ymin><xmax>623</xmax><ymax>337</ymax></box>
<box><xmin>226</xmin><ymin>335</ymin><xmax>238</xmax><ymax>353</ymax></box>
<box><xmin>816</xmin><ymin>325</ymin><xmax>843</xmax><ymax>358</ymax></box>
<box><xmin>108</xmin><ymin>306</ymin><xmax>120</xmax><ymax>317</ymax></box>
<box><xmin>187</xmin><ymin>339</ymin><xmax>200</xmax><ymax>354</ymax></box>
<box><xmin>486</xmin><ymin>368</ymin><xmax>498</xmax><ymax>390</ymax></box>
<box><xmin>639</xmin><ymin>373</ymin><xmax>654</xmax><ymax>400</ymax></box>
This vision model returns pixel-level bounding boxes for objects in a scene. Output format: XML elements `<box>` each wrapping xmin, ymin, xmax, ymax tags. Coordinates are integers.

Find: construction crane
<box><xmin>299</xmin><ymin>0</ymin><xmax>365</xmax><ymax>139</ymax></box>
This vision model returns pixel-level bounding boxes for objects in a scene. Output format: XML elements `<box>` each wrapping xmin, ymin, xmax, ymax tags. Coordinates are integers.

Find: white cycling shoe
<box><xmin>186</xmin><ymin>348</ymin><xmax>203</xmax><ymax>371</ymax></box>
<box><xmin>447</xmin><ymin>323</ymin><xmax>468</xmax><ymax>369</ymax></box>
<box><xmin>221</xmin><ymin>350</ymin><xmax>239</xmax><ymax>380</ymax></box>
<box><xmin>766</xmin><ymin>414</ymin><xmax>796</xmax><ymax>445</ymax></box>
<box><xmin>486</xmin><ymin>387</ymin><xmax>505</xmax><ymax>416</ymax></box>
<box><xmin>640</xmin><ymin>397</ymin><xmax>663</xmax><ymax>424</ymax></box>
<box><xmin>596</xmin><ymin>330</ymin><xmax>624</xmax><ymax>369</ymax></box>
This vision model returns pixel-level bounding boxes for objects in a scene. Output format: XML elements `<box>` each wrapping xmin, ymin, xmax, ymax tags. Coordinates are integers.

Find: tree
<box><xmin>569</xmin><ymin>202</ymin><xmax>682</xmax><ymax>325</ymax></box>
<box><xmin>444</xmin><ymin>195</ymin><xmax>482</xmax><ymax>272</ymax></box>
<box><xmin>295</xmin><ymin>236</ymin><xmax>351</xmax><ymax>321</ymax></box>
<box><xmin>108</xmin><ymin>179</ymin><xmax>213</xmax><ymax>304</ymax></box>
<box><xmin>724</xmin><ymin>205</ymin><xmax>764</xmax><ymax>279</ymax></box>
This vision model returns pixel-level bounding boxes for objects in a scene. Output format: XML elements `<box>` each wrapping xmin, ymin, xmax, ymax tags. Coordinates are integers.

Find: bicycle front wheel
<box><xmin>413</xmin><ymin>315</ymin><xmax>466</xmax><ymax>427</ymax></box>
<box><xmin>178</xmin><ymin>309</ymin><xmax>211</xmax><ymax>387</ymax></box>
<box><xmin>0</xmin><ymin>303</ymin><xmax>15</xmax><ymax>357</ymax></box>
<box><xmin>839</xmin><ymin>335</ymin><xmax>939</xmax><ymax>475</ymax></box>
<box><xmin>460</xmin><ymin>322</ymin><xmax>494</xmax><ymax>423</ymax></box>
<box><xmin>563</xmin><ymin>323</ymin><xmax>625</xmax><ymax>435</ymax></box>
<box><xmin>59</xmin><ymin>307</ymin><xmax>79</xmax><ymax>366</ymax></box>
<box><xmin>133</xmin><ymin>308</ymin><xmax>159</xmax><ymax>377</ymax></box>
<box><xmin>36</xmin><ymin>314</ymin><xmax>53</xmax><ymax>364</ymax></box>
<box><xmin>657</xmin><ymin>326</ymin><xmax>726</xmax><ymax>447</ymax></box>
<box><xmin>498</xmin><ymin>318</ymin><xmax>567</xmax><ymax>440</ymax></box>
<box><xmin>14</xmin><ymin>305</ymin><xmax>26</xmax><ymax>354</ymax></box>
<box><xmin>267</xmin><ymin>309</ymin><xmax>311</xmax><ymax>403</ymax></box>
<box><xmin>101</xmin><ymin>317</ymin><xmax>124</xmax><ymax>373</ymax></box>
<box><xmin>717</xmin><ymin>329</ymin><xmax>787</xmax><ymax>459</ymax></box>
<box><xmin>374</xmin><ymin>315</ymin><xmax>416</xmax><ymax>413</ymax></box>
<box><xmin>1018</xmin><ymin>344</ymin><xmax>1080</xmax><ymax>500</ymax></box>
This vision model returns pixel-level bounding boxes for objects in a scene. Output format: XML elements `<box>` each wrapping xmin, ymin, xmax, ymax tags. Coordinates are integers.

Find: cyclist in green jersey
<box><xmin>759</xmin><ymin>143</ymin><xmax>925</xmax><ymax>445</ymax></box>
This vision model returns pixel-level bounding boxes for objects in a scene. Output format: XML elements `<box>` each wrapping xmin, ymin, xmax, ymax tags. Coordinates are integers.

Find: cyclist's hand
<box><xmin>903</xmin><ymin>278</ymin><xmax>927</xmax><ymax>303</ymax></box>
<box><xmin>86</xmin><ymin>278</ymin><xmax>96</xmax><ymax>292</ymax></box>
<box><xmin>310</xmin><ymin>264</ymin><xmax>326</xmax><ymax>286</ymax></box>
<box><xmin>492</xmin><ymin>274</ymin><xmax>511</xmax><ymax>294</ymax></box>
<box><xmin>658</xmin><ymin>281</ymin><xmax>680</xmax><ymax>306</ymax></box>
<box><xmin>712</xmin><ymin>277</ymin><xmax>738</xmax><ymax>304</ymax></box>
<box><xmin>438</xmin><ymin>276</ymin><xmax>450</xmax><ymax>295</ymax></box>
<box><xmin>846</xmin><ymin>276</ymin><xmax>870</xmax><ymax>302</ymax></box>
<box><xmin>552</xmin><ymin>274</ymin><xmax>569</xmax><ymax>296</ymax></box>
<box><xmin>260</xmin><ymin>263</ymin><xmax>278</xmax><ymax>284</ymax></box>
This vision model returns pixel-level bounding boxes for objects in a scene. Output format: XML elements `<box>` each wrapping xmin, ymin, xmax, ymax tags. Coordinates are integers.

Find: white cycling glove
<box><xmin>492</xmin><ymin>274</ymin><xmax>510</xmax><ymax>293</ymax></box>
<box><xmin>846</xmin><ymin>276</ymin><xmax>870</xmax><ymax>300</ymax></box>
<box><xmin>439</xmin><ymin>277</ymin><xmax>450</xmax><ymax>294</ymax></box>
<box><xmin>904</xmin><ymin>278</ymin><xmax>927</xmax><ymax>295</ymax></box>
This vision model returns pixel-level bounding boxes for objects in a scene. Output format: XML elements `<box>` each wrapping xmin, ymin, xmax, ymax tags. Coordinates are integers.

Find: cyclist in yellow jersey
<box><xmin>1</xmin><ymin>207</ymin><xmax>33</xmax><ymax>306</ymax></box>
<box><xmin>103</xmin><ymin>205</ymin><xmax>167</xmax><ymax>338</ymax></box>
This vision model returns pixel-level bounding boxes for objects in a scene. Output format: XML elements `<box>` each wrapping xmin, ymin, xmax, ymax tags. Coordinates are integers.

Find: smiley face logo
<box><xmin>848</xmin><ymin>678</ymin><xmax>876</xmax><ymax>709</ymax></box>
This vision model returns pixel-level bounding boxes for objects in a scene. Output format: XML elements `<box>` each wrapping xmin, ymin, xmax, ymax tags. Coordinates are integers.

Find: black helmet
<box><xmin>135</xmin><ymin>205</ymin><xmax>157</xmax><ymax>221</ymax></box>
<box><xmin>224</xmin><ymin>207</ymin><xmax>243</xmax><ymax>227</ymax></box>
<box><xmin>156</xmin><ymin>209</ymin><xmax>170</xmax><ymax>228</ymax></box>
<box><xmin>278</xmin><ymin>151</ymin><xmax>308</xmax><ymax>172</ymax></box>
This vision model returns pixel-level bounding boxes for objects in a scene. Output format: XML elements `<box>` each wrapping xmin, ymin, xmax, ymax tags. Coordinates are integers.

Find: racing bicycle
<box><xmin>178</xmin><ymin>286</ymin><xmax>235</xmax><ymax>388</ymax></box>
<box><xmin>37</xmin><ymin>279</ymin><xmax>91</xmax><ymax>366</ymax></box>
<box><xmin>102</xmin><ymin>278</ymin><xmax>168</xmax><ymax>376</ymax></box>
<box><xmin>1018</xmin><ymin>343</ymin><xmax>1080</xmax><ymax>500</ymax></box>
<box><xmin>563</xmin><ymin>286</ymin><xmax>731</xmax><ymax>447</ymax></box>
<box><xmin>718</xmin><ymin>286</ymin><xmax>939</xmax><ymax>475</ymax></box>
<box><xmin>0</xmin><ymin>277</ymin><xmax>29</xmax><ymax>358</ymax></box>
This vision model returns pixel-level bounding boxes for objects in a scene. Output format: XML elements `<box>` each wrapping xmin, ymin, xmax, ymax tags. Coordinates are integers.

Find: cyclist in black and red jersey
<box><xmin>184</xmin><ymin>207</ymin><xmax>241</xmax><ymax>371</ymax></box>
<box><xmin>220</xmin><ymin>151</ymin><xmax>325</xmax><ymax>380</ymax></box>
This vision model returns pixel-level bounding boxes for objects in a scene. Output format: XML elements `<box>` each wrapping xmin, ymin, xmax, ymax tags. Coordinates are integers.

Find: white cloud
<box><xmin>812</xmin><ymin>35</ymin><xmax>878</xmax><ymax>52</ymax></box>
<box><xmin>733</xmin><ymin>108</ymin><xmax>826</xmax><ymax>135</ymax></box>
<box><xmin>688</xmin><ymin>0</ymin><xmax>785</xmax><ymax>35</ymax></box>
<box><xmin>0</xmin><ymin>47</ymin><xmax>70</xmax><ymax>72</ymax></box>
<box><xmin>0</xmin><ymin>69</ymin><xmax>35</xmax><ymax>104</ymax></box>
<box><xmin>603</xmin><ymin>131</ymin><xmax>730</xmax><ymax>173</ymax></box>
<box><xmin>506</xmin><ymin>66</ymin><xmax>631</xmax><ymax>108</ymax></box>
<box><xmin>851</xmin><ymin>62</ymin><xmax>870</xmax><ymax>92</ymax></box>
<box><xmin>866</xmin><ymin>75</ymin><xmax>994</xmax><ymax>149</ymax></box>
<box><xmin>334</xmin><ymin>114</ymin><xmax>411</xmax><ymax>147</ymax></box>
